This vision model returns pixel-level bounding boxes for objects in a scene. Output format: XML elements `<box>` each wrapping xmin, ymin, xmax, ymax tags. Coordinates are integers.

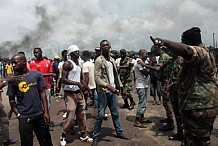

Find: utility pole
<box><xmin>213</xmin><ymin>33</ymin><xmax>215</xmax><ymax>48</ymax></box>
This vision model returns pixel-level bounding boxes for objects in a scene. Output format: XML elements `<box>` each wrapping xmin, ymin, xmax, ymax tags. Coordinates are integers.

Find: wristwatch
<box><xmin>2</xmin><ymin>80</ymin><xmax>8</xmax><ymax>86</ymax></box>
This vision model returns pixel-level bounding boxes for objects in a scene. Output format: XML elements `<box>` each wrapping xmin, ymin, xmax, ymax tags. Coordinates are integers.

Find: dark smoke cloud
<box><xmin>0</xmin><ymin>5</ymin><xmax>55</xmax><ymax>59</ymax></box>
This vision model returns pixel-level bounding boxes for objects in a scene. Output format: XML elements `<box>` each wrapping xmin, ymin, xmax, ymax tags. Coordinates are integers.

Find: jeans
<box><xmin>92</xmin><ymin>89</ymin><xmax>98</xmax><ymax>108</ymax></box>
<box><xmin>136</xmin><ymin>88</ymin><xmax>148</xmax><ymax>117</ymax></box>
<box><xmin>92</xmin><ymin>92</ymin><xmax>123</xmax><ymax>140</ymax></box>
<box><xmin>18</xmin><ymin>114</ymin><xmax>53</xmax><ymax>146</ymax></box>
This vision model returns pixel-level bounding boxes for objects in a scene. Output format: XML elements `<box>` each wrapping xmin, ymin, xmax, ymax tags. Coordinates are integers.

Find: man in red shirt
<box><xmin>29</xmin><ymin>47</ymin><xmax>54</xmax><ymax>130</ymax></box>
<box><xmin>29</xmin><ymin>47</ymin><xmax>54</xmax><ymax>109</ymax></box>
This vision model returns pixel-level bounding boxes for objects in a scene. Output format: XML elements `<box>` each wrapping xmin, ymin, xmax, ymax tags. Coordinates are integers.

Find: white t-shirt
<box><xmin>115</xmin><ymin>58</ymin><xmax>121</xmax><ymax>67</ymax></box>
<box><xmin>106</xmin><ymin>61</ymin><xmax>116</xmax><ymax>88</ymax></box>
<box><xmin>82</xmin><ymin>61</ymin><xmax>96</xmax><ymax>89</ymax></box>
<box><xmin>58</xmin><ymin>61</ymin><xmax>65</xmax><ymax>78</ymax></box>
<box><xmin>134</xmin><ymin>58</ymin><xmax>150</xmax><ymax>88</ymax></box>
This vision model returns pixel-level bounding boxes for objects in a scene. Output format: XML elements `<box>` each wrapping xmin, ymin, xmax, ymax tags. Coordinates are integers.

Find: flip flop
<box><xmin>133</xmin><ymin>123</ymin><xmax>147</xmax><ymax>128</ymax></box>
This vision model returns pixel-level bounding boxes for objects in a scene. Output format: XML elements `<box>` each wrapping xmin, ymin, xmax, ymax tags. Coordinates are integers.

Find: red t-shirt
<box><xmin>29</xmin><ymin>58</ymin><xmax>53</xmax><ymax>89</ymax></box>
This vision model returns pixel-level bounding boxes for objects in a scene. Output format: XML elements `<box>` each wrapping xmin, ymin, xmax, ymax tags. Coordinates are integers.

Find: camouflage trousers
<box><xmin>181</xmin><ymin>109</ymin><xmax>217</xmax><ymax>146</ymax></box>
<box><xmin>0</xmin><ymin>96</ymin><xmax>10</xmax><ymax>143</ymax></box>
<box><xmin>122</xmin><ymin>81</ymin><xmax>133</xmax><ymax>100</ymax></box>
<box><xmin>169</xmin><ymin>87</ymin><xmax>183</xmax><ymax>133</ymax></box>
<box><xmin>161</xmin><ymin>81</ymin><xmax>173</xmax><ymax>119</ymax></box>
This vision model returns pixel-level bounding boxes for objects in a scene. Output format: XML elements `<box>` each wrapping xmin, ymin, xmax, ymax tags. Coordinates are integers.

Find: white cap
<box><xmin>67</xmin><ymin>45</ymin><xmax>80</xmax><ymax>55</ymax></box>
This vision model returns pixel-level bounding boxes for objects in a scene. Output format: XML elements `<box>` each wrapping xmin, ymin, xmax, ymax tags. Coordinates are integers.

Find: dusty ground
<box><xmin>0</xmin><ymin>87</ymin><xmax>217</xmax><ymax>146</ymax></box>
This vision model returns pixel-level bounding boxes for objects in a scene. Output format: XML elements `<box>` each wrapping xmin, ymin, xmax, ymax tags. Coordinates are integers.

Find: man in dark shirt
<box><xmin>7</xmin><ymin>53</ymin><xmax>53</xmax><ymax>146</ymax></box>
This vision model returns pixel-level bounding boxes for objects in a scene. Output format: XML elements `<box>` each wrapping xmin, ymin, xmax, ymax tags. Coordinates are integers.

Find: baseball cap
<box><xmin>54</xmin><ymin>56</ymin><xmax>60</xmax><ymax>59</ymax></box>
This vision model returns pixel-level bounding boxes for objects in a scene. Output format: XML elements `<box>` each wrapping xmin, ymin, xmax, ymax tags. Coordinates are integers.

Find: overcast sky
<box><xmin>0</xmin><ymin>0</ymin><xmax>218</xmax><ymax>59</ymax></box>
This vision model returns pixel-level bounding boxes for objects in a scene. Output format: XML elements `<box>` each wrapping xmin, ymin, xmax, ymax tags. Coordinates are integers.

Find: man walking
<box><xmin>60</xmin><ymin>45</ymin><xmax>92</xmax><ymax>146</ymax></box>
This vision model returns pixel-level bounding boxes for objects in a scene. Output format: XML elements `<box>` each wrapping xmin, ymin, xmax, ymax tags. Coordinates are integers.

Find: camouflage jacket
<box><xmin>168</xmin><ymin>57</ymin><xmax>183</xmax><ymax>82</ymax></box>
<box><xmin>157</xmin><ymin>53</ymin><xmax>171</xmax><ymax>82</ymax></box>
<box><xmin>177</xmin><ymin>45</ymin><xmax>218</xmax><ymax>110</ymax></box>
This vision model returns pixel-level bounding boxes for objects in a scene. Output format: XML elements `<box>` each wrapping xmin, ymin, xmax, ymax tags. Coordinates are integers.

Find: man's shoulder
<box><xmin>29</xmin><ymin>70</ymin><xmax>42</xmax><ymax>77</ymax></box>
<box><xmin>95</xmin><ymin>55</ymin><xmax>104</xmax><ymax>63</ymax></box>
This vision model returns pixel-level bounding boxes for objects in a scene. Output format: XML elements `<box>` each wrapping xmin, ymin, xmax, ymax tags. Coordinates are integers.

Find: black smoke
<box><xmin>0</xmin><ymin>5</ymin><xmax>55</xmax><ymax>59</ymax></box>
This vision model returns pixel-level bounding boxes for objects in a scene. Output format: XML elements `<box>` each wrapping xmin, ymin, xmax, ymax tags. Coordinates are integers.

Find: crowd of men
<box><xmin>0</xmin><ymin>27</ymin><xmax>218</xmax><ymax>146</ymax></box>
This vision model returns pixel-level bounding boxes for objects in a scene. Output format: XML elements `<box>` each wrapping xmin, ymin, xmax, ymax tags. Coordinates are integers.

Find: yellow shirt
<box><xmin>5</xmin><ymin>64</ymin><xmax>13</xmax><ymax>75</ymax></box>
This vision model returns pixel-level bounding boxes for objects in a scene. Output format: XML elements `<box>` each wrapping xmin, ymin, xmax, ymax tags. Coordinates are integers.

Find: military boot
<box><xmin>169</xmin><ymin>133</ymin><xmax>184</xmax><ymax>141</ymax></box>
<box><xmin>120</xmin><ymin>99</ymin><xmax>129</xmax><ymax>109</ymax></box>
<box><xmin>159</xmin><ymin>118</ymin><xmax>174</xmax><ymax>131</ymax></box>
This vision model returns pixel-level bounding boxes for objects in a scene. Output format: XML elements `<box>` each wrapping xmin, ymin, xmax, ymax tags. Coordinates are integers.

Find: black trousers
<box><xmin>18</xmin><ymin>114</ymin><xmax>53</xmax><ymax>146</ymax></box>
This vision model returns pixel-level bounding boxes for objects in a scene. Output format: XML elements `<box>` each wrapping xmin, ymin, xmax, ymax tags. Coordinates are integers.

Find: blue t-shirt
<box><xmin>7</xmin><ymin>70</ymin><xmax>47</xmax><ymax>118</ymax></box>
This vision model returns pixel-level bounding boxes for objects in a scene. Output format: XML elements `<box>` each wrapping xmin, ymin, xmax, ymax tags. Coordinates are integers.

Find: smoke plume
<box><xmin>0</xmin><ymin>5</ymin><xmax>55</xmax><ymax>59</ymax></box>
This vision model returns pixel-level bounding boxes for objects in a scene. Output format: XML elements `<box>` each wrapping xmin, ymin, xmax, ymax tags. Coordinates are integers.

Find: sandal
<box><xmin>133</xmin><ymin>122</ymin><xmax>147</xmax><ymax>128</ymax></box>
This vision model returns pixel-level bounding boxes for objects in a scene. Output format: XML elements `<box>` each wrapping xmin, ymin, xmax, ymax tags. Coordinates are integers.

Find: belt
<box><xmin>64</xmin><ymin>90</ymin><xmax>81</xmax><ymax>94</ymax></box>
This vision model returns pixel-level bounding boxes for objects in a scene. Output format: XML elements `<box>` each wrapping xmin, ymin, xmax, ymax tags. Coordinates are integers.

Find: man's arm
<box><xmin>9</xmin><ymin>96</ymin><xmax>20</xmax><ymax>117</ymax></box>
<box><xmin>61</xmin><ymin>61</ymin><xmax>85</xmax><ymax>90</ymax></box>
<box><xmin>0</xmin><ymin>81</ymin><xmax>7</xmax><ymax>89</ymax></box>
<box><xmin>137</xmin><ymin>64</ymin><xmax>150</xmax><ymax>76</ymax></box>
<box><xmin>150</xmin><ymin>36</ymin><xmax>194</xmax><ymax>61</ymax></box>
<box><xmin>42</xmin><ymin>73</ymin><xmax>56</xmax><ymax>77</ymax></box>
<box><xmin>39</xmin><ymin>88</ymin><xmax>50</xmax><ymax>125</ymax></box>
<box><xmin>94</xmin><ymin>59</ymin><xmax>107</xmax><ymax>87</ymax></box>
<box><xmin>94</xmin><ymin>58</ymin><xmax>118</xmax><ymax>93</ymax></box>
<box><xmin>8</xmin><ymin>84</ymin><xmax>20</xmax><ymax>117</ymax></box>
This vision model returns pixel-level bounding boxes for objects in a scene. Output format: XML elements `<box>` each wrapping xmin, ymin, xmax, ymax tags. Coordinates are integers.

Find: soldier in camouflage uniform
<box><xmin>139</xmin><ymin>46</ymin><xmax>174</xmax><ymax>131</ymax></box>
<box><xmin>151</xmin><ymin>27</ymin><xmax>218</xmax><ymax>146</ymax></box>
<box><xmin>167</xmin><ymin>54</ymin><xmax>184</xmax><ymax>141</ymax></box>
<box><xmin>119</xmin><ymin>49</ymin><xmax>135</xmax><ymax>110</ymax></box>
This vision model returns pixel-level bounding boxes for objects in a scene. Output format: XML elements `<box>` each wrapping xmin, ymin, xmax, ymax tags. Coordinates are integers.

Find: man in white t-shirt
<box><xmin>81</xmin><ymin>50</ymin><xmax>98</xmax><ymax>109</ymax></box>
<box><xmin>133</xmin><ymin>49</ymin><xmax>151</xmax><ymax>128</ymax></box>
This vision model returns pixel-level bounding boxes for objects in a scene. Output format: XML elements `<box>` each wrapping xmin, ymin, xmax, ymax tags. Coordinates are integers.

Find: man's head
<box><xmin>151</xmin><ymin>45</ymin><xmax>162</xmax><ymax>56</ymax></box>
<box><xmin>138</xmin><ymin>49</ymin><xmax>147</xmax><ymax>61</ymax></box>
<box><xmin>11</xmin><ymin>54</ymin><xmax>27</xmax><ymax>73</ymax></box>
<box><xmin>95</xmin><ymin>47</ymin><xmax>101</xmax><ymax>57</ymax></box>
<box><xmin>61</xmin><ymin>50</ymin><xmax>68</xmax><ymax>61</ymax></box>
<box><xmin>100</xmin><ymin>40</ymin><xmax>111</xmax><ymax>58</ymax></box>
<box><xmin>81</xmin><ymin>50</ymin><xmax>91</xmax><ymax>61</ymax></box>
<box><xmin>181</xmin><ymin>27</ymin><xmax>202</xmax><ymax>46</ymax></box>
<box><xmin>33</xmin><ymin>48</ymin><xmax>43</xmax><ymax>60</ymax></box>
<box><xmin>18</xmin><ymin>51</ymin><xmax>25</xmax><ymax>56</ymax></box>
<box><xmin>67</xmin><ymin>45</ymin><xmax>80</xmax><ymax>60</ymax></box>
<box><xmin>120</xmin><ymin>49</ymin><xmax>127</xmax><ymax>59</ymax></box>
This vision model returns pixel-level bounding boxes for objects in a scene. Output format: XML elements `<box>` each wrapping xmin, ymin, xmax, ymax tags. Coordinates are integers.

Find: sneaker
<box><xmin>3</xmin><ymin>139</ymin><xmax>17</xmax><ymax>145</ymax></box>
<box><xmin>60</xmin><ymin>136</ymin><xmax>67</xmax><ymax>146</ymax></box>
<box><xmin>80</xmin><ymin>136</ymin><xmax>93</xmax><ymax>142</ymax></box>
